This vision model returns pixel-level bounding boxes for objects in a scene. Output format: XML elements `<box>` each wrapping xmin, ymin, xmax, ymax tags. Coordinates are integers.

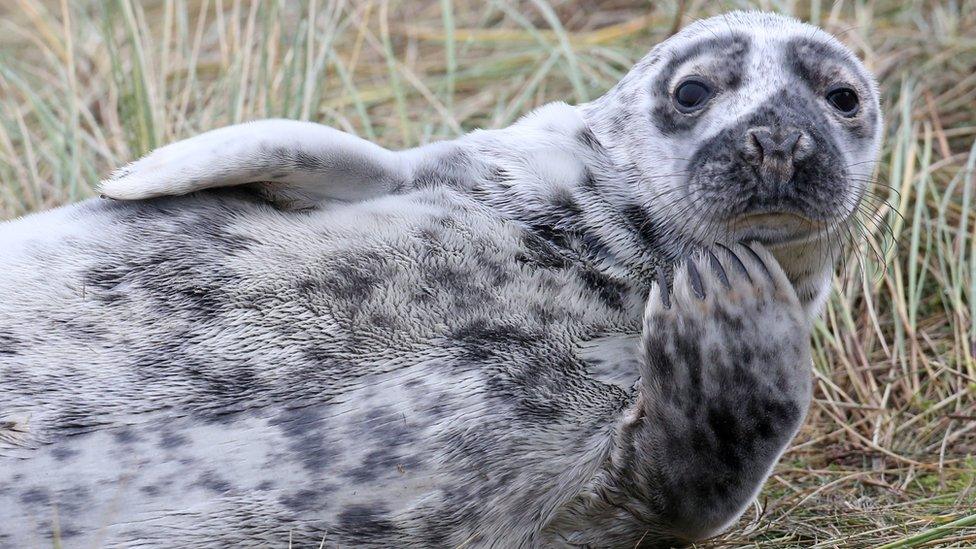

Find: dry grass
<box><xmin>0</xmin><ymin>1</ymin><xmax>973</xmax><ymax>547</ymax></box>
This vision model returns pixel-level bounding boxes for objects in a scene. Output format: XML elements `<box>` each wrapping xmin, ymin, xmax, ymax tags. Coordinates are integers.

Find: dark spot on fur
<box><xmin>426</xmin><ymin>265</ymin><xmax>479</xmax><ymax>299</ymax></box>
<box><xmin>580</xmin><ymin>167</ymin><xmax>601</xmax><ymax>191</ymax></box>
<box><xmin>159</xmin><ymin>431</ymin><xmax>190</xmax><ymax>450</ymax></box>
<box><xmin>411</xmin><ymin>147</ymin><xmax>472</xmax><ymax>190</ymax></box>
<box><xmin>707</xmin><ymin>406</ymin><xmax>742</xmax><ymax>468</ymax></box>
<box><xmin>51</xmin><ymin>446</ymin><xmax>80</xmax><ymax>462</ymax></box>
<box><xmin>194</xmin><ymin>471</ymin><xmax>233</xmax><ymax>494</ymax></box>
<box><xmin>19</xmin><ymin>487</ymin><xmax>49</xmax><ymax>506</ymax></box>
<box><xmin>337</xmin><ymin>504</ymin><xmax>397</xmax><ymax>538</ymax></box>
<box><xmin>549</xmin><ymin>188</ymin><xmax>582</xmax><ymax>219</ymax></box>
<box><xmin>485</xmin><ymin>165</ymin><xmax>513</xmax><ymax>185</ymax></box>
<box><xmin>345</xmin><ymin>448</ymin><xmax>405</xmax><ymax>484</ymax></box>
<box><xmin>577</xmin><ymin>127</ymin><xmax>605</xmax><ymax>152</ymax></box>
<box><xmin>451</xmin><ymin>318</ymin><xmax>535</xmax><ymax>361</ymax></box>
<box><xmin>0</xmin><ymin>333</ymin><xmax>21</xmax><ymax>356</ymax></box>
<box><xmin>279</xmin><ymin>488</ymin><xmax>332</xmax><ymax>513</ymax></box>
<box><xmin>579</xmin><ymin>231</ymin><xmax>619</xmax><ymax>266</ymax></box>
<box><xmin>644</xmin><ymin>341</ymin><xmax>674</xmax><ymax>381</ymax></box>
<box><xmin>516</xmin><ymin>231</ymin><xmax>569</xmax><ymax>270</ymax></box>
<box><xmin>59</xmin><ymin>527</ymin><xmax>82</xmax><ymax>539</ymax></box>
<box><xmin>404</xmin><ymin>377</ymin><xmax>425</xmax><ymax>389</ymax></box>
<box><xmin>579</xmin><ymin>268</ymin><xmax>628</xmax><ymax>311</ymax></box>
<box><xmin>714</xmin><ymin>306</ymin><xmax>745</xmax><ymax>333</ymax></box>
<box><xmin>474</xmin><ymin>255</ymin><xmax>513</xmax><ymax>287</ymax></box>
<box><xmin>50</xmin><ymin>317</ymin><xmax>109</xmax><ymax>341</ymax></box>
<box><xmin>361</xmin><ymin>407</ymin><xmax>419</xmax><ymax>449</ymax></box>
<box><xmin>269</xmin><ymin>407</ymin><xmax>338</xmax><ymax>473</ymax></box>
<box><xmin>621</xmin><ymin>204</ymin><xmax>666</xmax><ymax>258</ymax></box>
<box><xmin>80</xmin><ymin>198</ymin><xmax>260</xmax><ymax>320</ymax></box>
<box><xmin>310</xmin><ymin>249</ymin><xmax>386</xmax><ymax>304</ymax></box>
<box><xmin>113</xmin><ymin>428</ymin><xmax>141</xmax><ymax>445</ymax></box>
<box><xmin>369</xmin><ymin>313</ymin><xmax>396</xmax><ymax>329</ymax></box>
<box><xmin>785</xmin><ymin>38</ymin><xmax>867</xmax><ymax>91</ymax></box>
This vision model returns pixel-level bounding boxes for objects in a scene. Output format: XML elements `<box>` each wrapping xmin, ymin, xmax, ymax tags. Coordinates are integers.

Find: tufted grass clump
<box><xmin>0</xmin><ymin>1</ymin><xmax>974</xmax><ymax>546</ymax></box>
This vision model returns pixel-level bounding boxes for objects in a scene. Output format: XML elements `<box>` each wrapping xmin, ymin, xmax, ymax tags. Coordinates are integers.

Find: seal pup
<box><xmin>1</xmin><ymin>11</ymin><xmax>881</xmax><ymax>547</ymax></box>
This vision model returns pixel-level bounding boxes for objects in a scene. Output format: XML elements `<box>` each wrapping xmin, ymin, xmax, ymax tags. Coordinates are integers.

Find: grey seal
<box><xmin>0</xmin><ymin>11</ymin><xmax>881</xmax><ymax>548</ymax></box>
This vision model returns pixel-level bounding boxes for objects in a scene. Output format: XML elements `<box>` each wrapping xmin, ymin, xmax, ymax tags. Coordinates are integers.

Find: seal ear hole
<box><xmin>826</xmin><ymin>85</ymin><xmax>859</xmax><ymax>117</ymax></box>
<box><xmin>672</xmin><ymin>79</ymin><xmax>713</xmax><ymax>114</ymax></box>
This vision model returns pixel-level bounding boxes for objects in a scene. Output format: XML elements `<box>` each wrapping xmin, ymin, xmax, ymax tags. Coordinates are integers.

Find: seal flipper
<box><xmin>99</xmin><ymin>119</ymin><xmax>411</xmax><ymax>210</ymax></box>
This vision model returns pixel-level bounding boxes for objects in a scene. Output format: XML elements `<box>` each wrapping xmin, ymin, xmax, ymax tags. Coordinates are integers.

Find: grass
<box><xmin>0</xmin><ymin>0</ymin><xmax>973</xmax><ymax>546</ymax></box>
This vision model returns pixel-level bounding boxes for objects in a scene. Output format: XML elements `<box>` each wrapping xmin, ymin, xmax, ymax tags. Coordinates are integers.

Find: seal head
<box><xmin>582</xmin><ymin>11</ymin><xmax>882</xmax><ymax>271</ymax></box>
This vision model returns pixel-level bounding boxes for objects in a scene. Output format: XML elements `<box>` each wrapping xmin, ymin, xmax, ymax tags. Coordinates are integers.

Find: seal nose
<box><xmin>741</xmin><ymin>126</ymin><xmax>813</xmax><ymax>184</ymax></box>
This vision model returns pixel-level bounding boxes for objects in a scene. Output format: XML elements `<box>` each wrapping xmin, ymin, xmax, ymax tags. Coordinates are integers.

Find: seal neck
<box><xmin>460</xmin><ymin>102</ymin><xmax>681</xmax><ymax>285</ymax></box>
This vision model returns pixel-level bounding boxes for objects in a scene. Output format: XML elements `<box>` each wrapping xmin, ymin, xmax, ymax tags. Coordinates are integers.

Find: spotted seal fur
<box><xmin>0</xmin><ymin>11</ymin><xmax>881</xmax><ymax>548</ymax></box>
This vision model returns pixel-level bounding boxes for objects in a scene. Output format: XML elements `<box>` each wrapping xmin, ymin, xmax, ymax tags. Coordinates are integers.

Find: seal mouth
<box><xmin>729</xmin><ymin>211</ymin><xmax>831</xmax><ymax>245</ymax></box>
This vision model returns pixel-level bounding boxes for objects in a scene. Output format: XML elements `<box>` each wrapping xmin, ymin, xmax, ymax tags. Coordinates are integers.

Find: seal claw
<box><xmin>707</xmin><ymin>249</ymin><xmax>730</xmax><ymax>289</ymax></box>
<box><xmin>656</xmin><ymin>265</ymin><xmax>672</xmax><ymax>309</ymax></box>
<box><xmin>716</xmin><ymin>243</ymin><xmax>751</xmax><ymax>283</ymax></box>
<box><xmin>687</xmin><ymin>257</ymin><xmax>705</xmax><ymax>299</ymax></box>
<box><xmin>740</xmin><ymin>242</ymin><xmax>775</xmax><ymax>282</ymax></box>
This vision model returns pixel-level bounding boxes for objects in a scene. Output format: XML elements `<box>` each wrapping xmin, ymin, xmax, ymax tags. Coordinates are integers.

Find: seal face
<box><xmin>1</xmin><ymin>10</ymin><xmax>882</xmax><ymax>548</ymax></box>
<box><xmin>581</xmin><ymin>12</ymin><xmax>881</xmax><ymax>306</ymax></box>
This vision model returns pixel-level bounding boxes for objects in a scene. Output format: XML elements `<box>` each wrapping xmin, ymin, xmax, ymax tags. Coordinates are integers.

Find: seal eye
<box><xmin>673</xmin><ymin>80</ymin><xmax>712</xmax><ymax>113</ymax></box>
<box><xmin>826</xmin><ymin>86</ymin><xmax>859</xmax><ymax>116</ymax></box>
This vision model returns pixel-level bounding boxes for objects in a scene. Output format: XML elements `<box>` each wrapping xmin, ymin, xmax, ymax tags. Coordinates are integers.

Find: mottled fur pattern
<box><xmin>1</xmin><ymin>11</ymin><xmax>880</xmax><ymax>548</ymax></box>
<box><xmin>545</xmin><ymin>245</ymin><xmax>811</xmax><ymax>545</ymax></box>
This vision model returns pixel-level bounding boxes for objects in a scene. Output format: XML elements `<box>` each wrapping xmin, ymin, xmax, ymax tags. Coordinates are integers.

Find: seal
<box><xmin>0</xmin><ymin>11</ymin><xmax>881</xmax><ymax>548</ymax></box>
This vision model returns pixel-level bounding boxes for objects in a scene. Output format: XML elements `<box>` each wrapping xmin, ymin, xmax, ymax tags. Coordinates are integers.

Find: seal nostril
<box><xmin>766</xmin><ymin>132</ymin><xmax>799</xmax><ymax>157</ymax></box>
<box><xmin>782</xmin><ymin>131</ymin><xmax>802</xmax><ymax>155</ymax></box>
<box><xmin>751</xmin><ymin>133</ymin><xmax>763</xmax><ymax>158</ymax></box>
<box><xmin>743</xmin><ymin>127</ymin><xmax>771</xmax><ymax>165</ymax></box>
<box><xmin>792</xmin><ymin>130</ymin><xmax>815</xmax><ymax>162</ymax></box>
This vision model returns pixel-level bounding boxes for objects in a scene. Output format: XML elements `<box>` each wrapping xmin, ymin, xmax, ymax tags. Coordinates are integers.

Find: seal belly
<box><xmin>0</xmin><ymin>188</ymin><xmax>642</xmax><ymax>546</ymax></box>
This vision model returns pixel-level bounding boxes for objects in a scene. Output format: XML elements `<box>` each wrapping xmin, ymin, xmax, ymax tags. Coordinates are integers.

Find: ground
<box><xmin>0</xmin><ymin>1</ymin><xmax>973</xmax><ymax>547</ymax></box>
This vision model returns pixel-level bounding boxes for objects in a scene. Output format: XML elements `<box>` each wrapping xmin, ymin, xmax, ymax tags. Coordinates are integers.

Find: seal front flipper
<box><xmin>98</xmin><ymin>119</ymin><xmax>414</xmax><ymax>210</ymax></box>
<box><xmin>547</xmin><ymin>244</ymin><xmax>813</xmax><ymax>546</ymax></box>
<box><xmin>637</xmin><ymin>244</ymin><xmax>812</xmax><ymax>541</ymax></box>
